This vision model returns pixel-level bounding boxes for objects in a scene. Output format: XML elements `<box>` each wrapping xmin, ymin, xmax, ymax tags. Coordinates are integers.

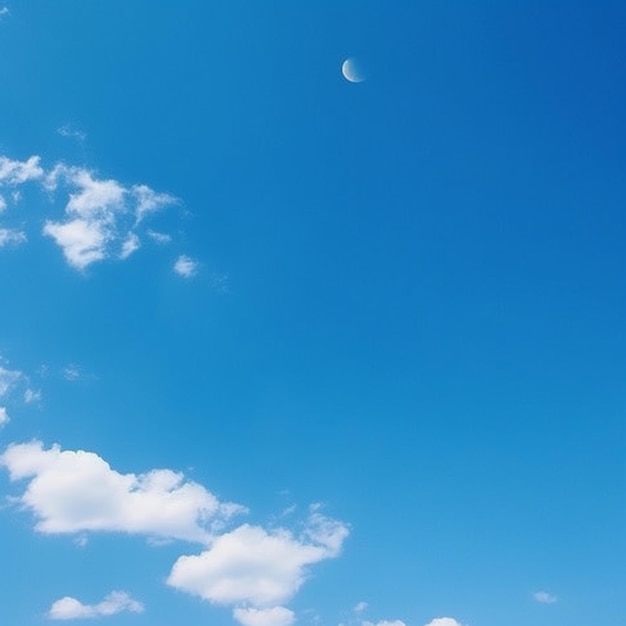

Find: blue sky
<box><xmin>0</xmin><ymin>2</ymin><xmax>624</xmax><ymax>625</ymax></box>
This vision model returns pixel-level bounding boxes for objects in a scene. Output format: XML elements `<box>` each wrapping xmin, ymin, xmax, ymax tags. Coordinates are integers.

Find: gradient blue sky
<box><xmin>0</xmin><ymin>2</ymin><xmax>624</xmax><ymax>626</ymax></box>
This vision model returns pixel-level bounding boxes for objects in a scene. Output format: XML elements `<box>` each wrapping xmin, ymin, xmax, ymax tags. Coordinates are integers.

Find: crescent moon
<box><xmin>341</xmin><ymin>58</ymin><xmax>365</xmax><ymax>83</ymax></box>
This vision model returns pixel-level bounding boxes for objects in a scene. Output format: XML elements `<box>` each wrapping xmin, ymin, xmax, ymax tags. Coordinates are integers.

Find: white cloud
<box><xmin>0</xmin><ymin>406</ymin><xmax>9</xmax><ymax>427</ymax></box>
<box><xmin>423</xmin><ymin>619</ymin><xmax>464</xmax><ymax>626</ymax></box>
<box><xmin>0</xmin><ymin>228</ymin><xmax>26</xmax><ymax>247</ymax></box>
<box><xmin>174</xmin><ymin>254</ymin><xmax>198</xmax><ymax>278</ymax></box>
<box><xmin>120</xmin><ymin>232</ymin><xmax>140</xmax><ymax>259</ymax></box>
<box><xmin>0</xmin><ymin>441</ymin><xmax>245</xmax><ymax>543</ymax></box>
<box><xmin>363</xmin><ymin>621</ymin><xmax>406</xmax><ymax>626</ymax></box>
<box><xmin>43</xmin><ymin>219</ymin><xmax>109</xmax><ymax>269</ymax></box>
<box><xmin>0</xmin><ymin>7</ymin><xmax>9</xmax><ymax>19</ymax></box>
<box><xmin>233</xmin><ymin>606</ymin><xmax>295</xmax><ymax>626</ymax></box>
<box><xmin>167</xmin><ymin>512</ymin><xmax>349</xmax><ymax>607</ymax></box>
<box><xmin>0</xmin><ymin>195</ymin><xmax>6</xmax><ymax>212</ymax></box>
<box><xmin>0</xmin><ymin>154</ymin><xmax>179</xmax><ymax>270</ymax></box>
<box><xmin>533</xmin><ymin>591</ymin><xmax>557</xmax><ymax>604</ymax></box>
<box><xmin>48</xmin><ymin>591</ymin><xmax>143</xmax><ymax>620</ymax></box>
<box><xmin>0</xmin><ymin>155</ymin><xmax>44</xmax><ymax>184</ymax></box>
<box><xmin>132</xmin><ymin>184</ymin><xmax>177</xmax><ymax>223</ymax></box>
<box><xmin>354</xmin><ymin>602</ymin><xmax>368</xmax><ymax>614</ymax></box>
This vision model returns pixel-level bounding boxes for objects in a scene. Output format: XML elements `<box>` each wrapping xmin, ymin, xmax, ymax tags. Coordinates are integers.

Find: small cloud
<box><xmin>363</xmin><ymin>621</ymin><xmax>406</xmax><ymax>626</ymax></box>
<box><xmin>147</xmin><ymin>229</ymin><xmax>171</xmax><ymax>245</ymax></box>
<box><xmin>233</xmin><ymin>607</ymin><xmax>295</xmax><ymax>626</ymax></box>
<box><xmin>423</xmin><ymin>620</ymin><xmax>464</xmax><ymax>626</ymax></box>
<box><xmin>0</xmin><ymin>7</ymin><xmax>9</xmax><ymax>19</ymax></box>
<box><xmin>0</xmin><ymin>406</ymin><xmax>9</xmax><ymax>427</ymax></box>
<box><xmin>353</xmin><ymin>602</ymin><xmax>368</xmax><ymax>614</ymax></box>
<box><xmin>0</xmin><ymin>228</ymin><xmax>27</xmax><ymax>247</ymax></box>
<box><xmin>0</xmin><ymin>195</ymin><xmax>6</xmax><ymax>212</ymax></box>
<box><xmin>24</xmin><ymin>388</ymin><xmax>42</xmax><ymax>404</ymax></box>
<box><xmin>173</xmin><ymin>254</ymin><xmax>198</xmax><ymax>278</ymax></box>
<box><xmin>57</xmin><ymin>124</ymin><xmax>86</xmax><ymax>143</ymax></box>
<box><xmin>533</xmin><ymin>591</ymin><xmax>557</xmax><ymax>604</ymax></box>
<box><xmin>119</xmin><ymin>232</ymin><xmax>140</xmax><ymax>259</ymax></box>
<box><xmin>48</xmin><ymin>591</ymin><xmax>143</xmax><ymax>620</ymax></box>
<box><xmin>62</xmin><ymin>366</ymin><xmax>81</xmax><ymax>381</ymax></box>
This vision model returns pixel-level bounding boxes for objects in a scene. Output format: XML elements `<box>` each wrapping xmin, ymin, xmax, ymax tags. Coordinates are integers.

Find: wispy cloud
<box><xmin>0</xmin><ymin>406</ymin><xmax>9</xmax><ymax>427</ymax></box>
<box><xmin>0</xmin><ymin>228</ymin><xmax>26</xmax><ymax>247</ymax></box>
<box><xmin>423</xmin><ymin>620</ymin><xmax>464</xmax><ymax>626</ymax></box>
<box><xmin>533</xmin><ymin>591</ymin><xmax>557</xmax><ymax>604</ymax></box>
<box><xmin>48</xmin><ymin>591</ymin><xmax>143</xmax><ymax>620</ymax></box>
<box><xmin>57</xmin><ymin>124</ymin><xmax>86</xmax><ymax>143</ymax></box>
<box><xmin>0</xmin><ymin>361</ymin><xmax>22</xmax><ymax>397</ymax></box>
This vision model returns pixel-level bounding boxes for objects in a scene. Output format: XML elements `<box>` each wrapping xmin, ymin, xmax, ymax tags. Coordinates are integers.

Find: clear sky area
<box><xmin>0</xmin><ymin>2</ymin><xmax>624</xmax><ymax>626</ymax></box>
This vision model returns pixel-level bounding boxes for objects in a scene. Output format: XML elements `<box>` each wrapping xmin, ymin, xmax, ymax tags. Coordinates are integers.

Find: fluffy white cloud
<box><xmin>233</xmin><ymin>606</ymin><xmax>295</xmax><ymax>626</ymax></box>
<box><xmin>167</xmin><ymin>512</ymin><xmax>349</xmax><ymax>607</ymax></box>
<box><xmin>174</xmin><ymin>254</ymin><xmax>198</xmax><ymax>278</ymax></box>
<box><xmin>0</xmin><ymin>441</ymin><xmax>245</xmax><ymax>543</ymax></box>
<box><xmin>0</xmin><ymin>154</ymin><xmax>179</xmax><ymax>270</ymax></box>
<box><xmin>0</xmin><ymin>228</ymin><xmax>26</xmax><ymax>246</ymax></box>
<box><xmin>0</xmin><ymin>406</ymin><xmax>9</xmax><ymax>426</ymax></box>
<box><xmin>533</xmin><ymin>591</ymin><xmax>557</xmax><ymax>604</ymax></box>
<box><xmin>423</xmin><ymin>619</ymin><xmax>464</xmax><ymax>626</ymax></box>
<box><xmin>48</xmin><ymin>591</ymin><xmax>143</xmax><ymax>620</ymax></box>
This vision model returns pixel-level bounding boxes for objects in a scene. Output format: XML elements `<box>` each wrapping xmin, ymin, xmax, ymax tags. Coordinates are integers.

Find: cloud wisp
<box><xmin>533</xmin><ymin>590</ymin><xmax>557</xmax><ymax>604</ymax></box>
<box><xmin>48</xmin><ymin>591</ymin><xmax>143</xmax><ymax>620</ymax></box>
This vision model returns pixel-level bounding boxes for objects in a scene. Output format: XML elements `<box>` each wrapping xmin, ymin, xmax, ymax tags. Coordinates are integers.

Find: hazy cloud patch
<box><xmin>533</xmin><ymin>591</ymin><xmax>557</xmax><ymax>604</ymax></box>
<box><xmin>233</xmin><ymin>607</ymin><xmax>295</xmax><ymax>626</ymax></box>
